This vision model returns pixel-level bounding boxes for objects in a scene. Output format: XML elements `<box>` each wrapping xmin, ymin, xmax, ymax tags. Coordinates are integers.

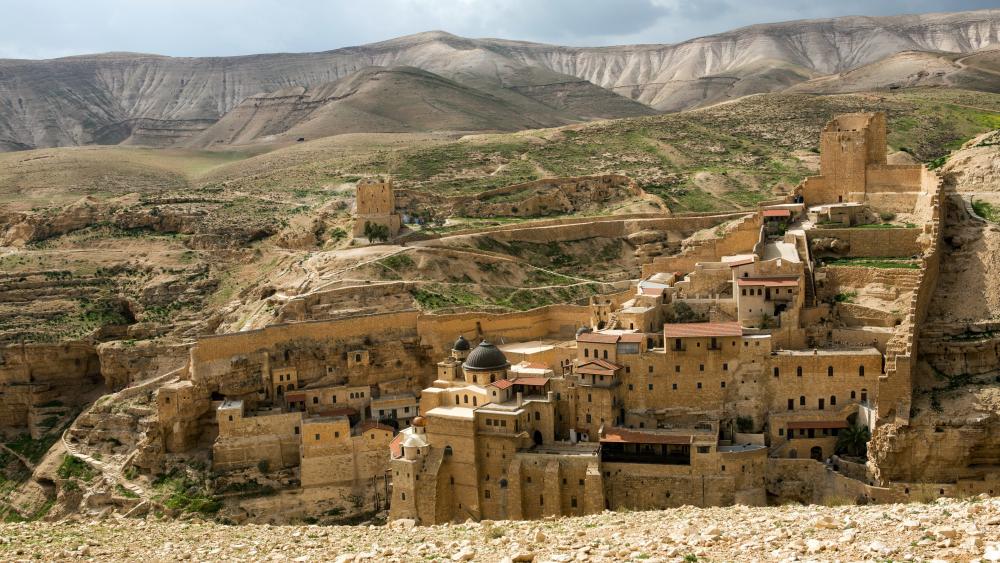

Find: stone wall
<box><xmin>808</xmin><ymin>227</ymin><xmax>922</xmax><ymax>258</ymax></box>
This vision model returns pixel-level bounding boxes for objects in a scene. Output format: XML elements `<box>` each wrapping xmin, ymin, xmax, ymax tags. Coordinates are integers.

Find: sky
<box><xmin>0</xmin><ymin>0</ymin><xmax>995</xmax><ymax>60</ymax></box>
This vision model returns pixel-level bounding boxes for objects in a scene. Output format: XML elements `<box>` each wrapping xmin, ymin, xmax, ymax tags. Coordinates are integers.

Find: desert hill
<box><xmin>1</xmin><ymin>10</ymin><xmax>998</xmax><ymax>151</ymax></box>
<box><xmin>187</xmin><ymin>66</ymin><xmax>622</xmax><ymax>148</ymax></box>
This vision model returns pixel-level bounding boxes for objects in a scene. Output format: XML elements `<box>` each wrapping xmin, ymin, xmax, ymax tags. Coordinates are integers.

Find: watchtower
<box><xmin>353</xmin><ymin>178</ymin><xmax>401</xmax><ymax>239</ymax></box>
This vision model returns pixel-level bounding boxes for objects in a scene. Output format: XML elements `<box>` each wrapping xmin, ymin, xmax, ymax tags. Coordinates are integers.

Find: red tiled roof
<box><xmin>389</xmin><ymin>433</ymin><xmax>403</xmax><ymax>459</ymax></box>
<box><xmin>786</xmin><ymin>420</ymin><xmax>850</xmax><ymax>430</ymax></box>
<box><xmin>285</xmin><ymin>393</ymin><xmax>306</xmax><ymax>402</ymax></box>
<box><xmin>488</xmin><ymin>379</ymin><xmax>515</xmax><ymax>390</ymax></box>
<box><xmin>663</xmin><ymin>322</ymin><xmax>743</xmax><ymax>338</ymax></box>
<box><xmin>737</xmin><ymin>278</ymin><xmax>799</xmax><ymax>288</ymax></box>
<box><xmin>359</xmin><ymin>421</ymin><xmax>395</xmax><ymax>434</ymax></box>
<box><xmin>619</xmin><ymin>333</ymin><xmax>645</xmax><ymax>344</ymax></box>
<box><xmin>600</xmin><ymin>427</ymin><xmax>694</xmax><ymax>445</ymax></box>
<box><xmin>512</xmin><ymin>377</ymin><xmax>549</xmax><ymax>387</ymax></box>
<box><xmin>763</xmin><ymin>209</ymin><xmax>792</xmax><ymax>218</ymax></box>
<box><xmin>577</xmin><ymin>332</ymin><xmax>620</xmax><ymax>344</ymax></box>
<box><xmin>576</xmin><ymin>359</ymin><xmax>621</xmax><ymax>375</ymax></box>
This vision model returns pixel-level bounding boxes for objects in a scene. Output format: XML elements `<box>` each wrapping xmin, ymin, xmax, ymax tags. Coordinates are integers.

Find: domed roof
<box><xmin>463</xmin><ymin>340</ymin><xmax>509</xmax><ymax>371</ymax></box>
<box><xmin>453</xmin><ymin>335</ymin><xmax>471</xmax><ymax>351</ymax></box>
<box><xmin>411</xmin><ymin>416</ymin><xmax>426</xmax><ymax>427</ymax></box>
<box><xmin>403</xmin><ymin>432</ymin><xmax>428</xmax><ymax>448</ymax></box>
<box><xmin>576</xmin><ymin>326</ymin><xmax>593</xmax><ymax>337</ymax></box>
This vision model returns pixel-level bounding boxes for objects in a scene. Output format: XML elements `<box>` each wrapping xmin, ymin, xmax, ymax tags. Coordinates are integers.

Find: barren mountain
<box><xmin>0</xmin><ymin>10</ymin><xmax>998</xmax><ymax>151</ymax></box>
<box><xmin>189</xmin><ymin>66</ymin><xmax>612</xmax><ymax>148</ymax></box>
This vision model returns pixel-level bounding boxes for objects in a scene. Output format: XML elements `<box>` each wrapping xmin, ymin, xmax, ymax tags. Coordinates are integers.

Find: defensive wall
<box><xmin>807</xmin><ymin>227</ymin><xmax>923</xmax><ymax>258</ymax></box>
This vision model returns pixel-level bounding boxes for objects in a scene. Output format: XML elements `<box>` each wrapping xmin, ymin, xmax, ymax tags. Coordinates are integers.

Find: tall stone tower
<box><xmin>353</xmin><ymin>178</ymin><xmax>401</xmax><ymax>239</ymax></box>
<box><xmin>804</xmin><ymin>112</ymin><xmax>888</xmax><ymax>206</ymax></box>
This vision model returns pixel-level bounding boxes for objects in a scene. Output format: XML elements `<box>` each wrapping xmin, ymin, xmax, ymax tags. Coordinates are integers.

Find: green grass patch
<box><xmin>825</xmin><ymin>257</ymin><xmax>920</xmax><ymax>269</ymax></box>
<box><xmin>57</xmin><ymin>455</ymin><xmax>96</xmax><ymax>482</ymax></box>
<box><xmin>972</xmin><ymin>200</ymin><xmax>1000</xmax><ymax>223</ymax></box>
<box><xmin>152</xmin><ymin>469</ymin><xmax>221</xmax><ymax>514</ymax></box>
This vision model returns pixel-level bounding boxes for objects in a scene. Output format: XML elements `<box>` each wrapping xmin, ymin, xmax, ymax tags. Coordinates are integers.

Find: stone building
<box><xmin>387</xmin><ymin>112</ymin><xmax>970</xmax><ymax>523</ymax></box>
<box><xmin>352</xmin><ymin>178</ymin><xmax>401</xmax><ymax>238</ymax></box>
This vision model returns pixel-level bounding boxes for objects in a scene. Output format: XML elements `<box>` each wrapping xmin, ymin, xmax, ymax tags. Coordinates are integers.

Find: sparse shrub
<box><xmin>879</xmin><ymin>211</ymin><xmax>896</xmax><ymax>222</ymax></box>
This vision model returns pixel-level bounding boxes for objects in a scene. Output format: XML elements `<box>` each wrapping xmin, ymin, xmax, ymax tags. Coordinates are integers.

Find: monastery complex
<box><xmin>108</xmin><ymin>113</ymin><xmax>995</xmax><ymax>523</ymax></box>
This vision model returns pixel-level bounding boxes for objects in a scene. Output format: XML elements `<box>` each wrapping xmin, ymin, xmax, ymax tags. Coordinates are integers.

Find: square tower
<box><xmin>805</xmin><ymin>112</ymin><xmax>888</xmax><ymax>205</ymax></box>
<box><xmin>353</xmin><ymin>179</ymin><xmax>401</xmax><ymax>239</ymax></box>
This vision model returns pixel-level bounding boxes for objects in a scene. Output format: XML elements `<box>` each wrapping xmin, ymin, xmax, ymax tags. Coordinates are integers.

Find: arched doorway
<box><xmin>532</xmin><ymin>430</ymin><xmax>543</xmax><ymax>446</ymax></box>
<box><xmin>810</xmin><ymin>446</ymin><xmax>823</xmax><ymax>461</ymax></box>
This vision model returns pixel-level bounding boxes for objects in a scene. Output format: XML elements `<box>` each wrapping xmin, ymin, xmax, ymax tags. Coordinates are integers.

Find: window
<box><xmin>526</xmin><ymin>476</ymin><xmax>532</xmax><ymax>483</ymax></box>
<box><xmin>675</xmin><ymin>365</ymin><xmax>680</xmax><ymax>373</ymax></box>
<box><xmin>741</xmin><ymin>289</ymin><xmax>747</xmax><ymax>296</ymax></box>
<box><xmin>455</xmin><ymin>396</ymin><xmax>460</xmax><ymax>405</ymax></box>
<box><xmin>723</xmin><ymin>363</ymin><xmax>728</xmax><ymax>371</ymax></box>
<box><xmin>404</xmin><ymin>406</ymin><xmax>410</xmax><ymax>413</ymax></box>
<box><xmin>799</xmin><ymin>396</ymin><xmax>805</xmax><ymax>406</ymax></box>
<box><xmin>571</xmin><ymin>497</ymin><xmax>578</xmax><ymax>508</ymax></box>
<box><xmin>588</xmin><ymin>393</ymin><xmax>592</xmax><ymax>403</ymax></box>
<box><xmin>720</xmin><ymin>381</ymin><xmax>726</xmax><ymax>388</ymax></box>
<box><xmin>315</xmin><ymin>434</ymin><xmax>320</xmax><ymax>440</ymax></box>
<box><xmin>401</xmin><ymin>492</ymin><xmax>406</xmax><ymax>501</ymax></box>
<box><xmin>818</xmin><ymin>398</ymin><xmax>825</xmax><ymax>410</ymax></box>
<box><xmin>473</xmin><ymin>397</ymin><xmax>478</xmax><ymax>406</ymax></box>
<box><xmin>648</xmin><ymin>365</ymin><xmax>653</xmax><ymax>373</ymax></box>
<box><xmin>485</xmin><ymin>490</ymin><xmax>491</xmax><ymax>499</ymax></box>
<box><xmin>648</xmin><ymin>384</ymin><xmax>654</xmax><ymax>390</ymax></box>
<box><xmin>464</xmin><ymin>395</ymin><xmax>469</xmax><ymax>404</ymax></box>
<box><xmin>579</xmin><ymin>479</ymin><xmax>584</xmax><ymax>486</ymax></box>
<box><xmin>697</xmin><ymin>446</ymin><xmax>710</xmax><ymax>453</ymax></box>
<box><xmin>628</xmin><ymin>384</ymin><xmax>634</xmax><ymax>391</ymax></box>
<box><xmin>355</xmin><ymin>354</ymin><xmax>361</xmax><ymax>362</ymax></box>
<box><xmin>312</xmin><ymin>397</ymin><xmax>318</xmax><ymax>404</ymax></box>
<box><xmin>827</xmin><ymin>366</ymin><xmax>834</xmax><ymax>377</ymax></box>
<box><xmin>788</xmin><ymin>399</ymin><xmax>794</xmax><ymax>410</ymax></box>
<box><xmin>699</xmin><ymin>364</ymin><xmax>705</xmax><ymax>372</ymax></box>
<box><xmin>584</xmin><ymin>349</ymin><xmax>589</xmax><ymax>358</ymax></box>
<box><xmin>830</xmin><ymin>395</ymin><xmax>836</xmax><ymax>406</ymax></box>
<box><xmin>603</xmin><ymin>350</ymin><xmax>608</xmax><ymax>360</ymax></box>
<box><xmin>797</xmin><ymin>366</ymin><xmax>802</xmax><ymax>377</ymax></box>
<box><xmin>778</xmin><ymin>428</ymin><xmax>784</xmax><ymax>436</ymax></box>
<box><xmin>332</xmin><ymin>396</ymin><xmax>337</xmax><ymax>403</ymax></box>
<box><xmin>534</xmin><ymin>412</ymin><xmax>540</xmax><ymax>421</ymax></box>
<box><xmin>672</xmin><ymin>383</ymin><xmax>677</xmax><ymax>390</ymax></box>
<box><xmin>586</xmin><ymin>414</ymin><xmax>592</xmax><ymax>423</ymax></box>
<box><xmin>773</xmin><ymin>367</ymin><xmax>780</xmax><ymax>378</ymax></box>
<box><xmin>859</xmin><ymin>365</ymin><xmax>865</xmax><ymax>377</ymax></box>
<box><xmin>294</xmin><ymin>426</ymin><xmax>300</xmax><ymax>434</ymax></box>
<box><xmin>539</xmin><ymin>495</ymin><xmax>544</xmax><ymax>506</ymax></box>
<box><xmin>335</xmin><ymin>431</ymin><xmax>340</xmax><ymax>438</ymax></box>
<box><xmin>697</xmin><ymin>382</ymin><xmax>702</xmax><ymax>389</ymax></box>
<box><xmin>851</xmin><ymin>390</ymin><xmax>857</xmax><ymax>399</ymax></box>
<box><xmin>227</xmin><ymin>415</ymin><xmax>233</xmax><ymax>421</ymax></box>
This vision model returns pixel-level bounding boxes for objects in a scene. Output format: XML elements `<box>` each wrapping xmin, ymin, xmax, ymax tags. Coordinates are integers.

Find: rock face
<box><xmin>1</xmin><ymin>497</ymin><xmax>999</xmax><ymax>561</ymax></box>
<box><xmin>1</xmin><ymin>10</ymin><xmax>997</xmax><ymax>150</ymax></box>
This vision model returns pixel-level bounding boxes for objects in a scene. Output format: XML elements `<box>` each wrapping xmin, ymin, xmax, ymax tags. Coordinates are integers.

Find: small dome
<box><xmin>403</xmin><ymin>433</ymin><xmax>428</xmax><ymax>448</ymax></box>
<box><xmin>453</xmin><ymin>335</ymin><xmax>471</xmax><ymax>351</ymax></box>
<box><xmin>411</xmin><ymin>416</ymin><xmax>426</xmax><ymax>427</ymax></box>
<box><xmin>463</xmin><ymin>340</ymin><xmax>509</xmax><ymax>371</ymax></box>
<box><xmin>576</xmin><ymin>326</ymin><xmax>593</xmax><ymax>337</ymax></box>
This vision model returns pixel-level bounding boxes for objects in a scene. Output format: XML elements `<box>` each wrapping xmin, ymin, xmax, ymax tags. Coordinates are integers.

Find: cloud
<box><xmin>0</xmin><ymin>0</ymin><xmax>994</xmax><ymax>59</ymax></box>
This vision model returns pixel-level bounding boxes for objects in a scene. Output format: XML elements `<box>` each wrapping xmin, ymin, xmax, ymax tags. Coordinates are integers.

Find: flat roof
<box><xmin>425</xmin><ymin>406</ymin><xmax>475</xmax><ymax>420</ymax></box>
<box><xmin>577</xmin><ymin>332</ymin><xmax>620</xmax><ymax>344</ymax></box>
<box><xmin>786</xmin><ymin>420</ymin><xmax>849</xmax><ymax>430</ymax></box>
<box><xmin>763</xmin><ymin>209</ymin><xmax>792</xmax><ymax>217</ymax></box>
<box><xmin>775</xmin><ymin>347</ymin><xmax>881</xmax><ymax>356</ymax></box>
<box><xmin>601</xmin><ymin>427</ymin><xmax>694</xmax><ymax>445</ymax></box>
<box><xmin>762</xmin><ymin>241</ymin><xmax>801</xmax><ymax>262</ymax></box>
<box><xmin>737</xmin><ymin>277</ymin><xmax>799</xmax><ymax>287</ymax></box>
<box><xmin>512</xmin><ymin>377</ymin><xmax>549</xmax><ymax>387</ymax></box>
<box><xmin>663</xmin><ymin>321</ymin><xmax>743</xmax><ymax>338</ymax></box>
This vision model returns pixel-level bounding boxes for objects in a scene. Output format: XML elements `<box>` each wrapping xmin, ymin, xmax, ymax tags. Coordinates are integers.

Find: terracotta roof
<box><xmin>576</xmin><ymin>359</ymin><xmax>621</xmax><ymax>375</ymax></box>
<box><xmin>763</xmin><ymin>209</ymin><xmax>792</xmax><ymax>217</ymax></box>
<box><xmin>663</xmin><ymin>322</ymin><xmax>743</xmax><ymax>338</ymax></box>
<box><xmin>600</xmin><ymin>427</ymin><xmax>694</xmax><ymax>445</ymax></box>
<box><xmin>359</xmin><ymin>421</ymin><xmax>395</xmax><ymax>434</ymax></box>
<box><xmin>512</xmin><ymin>377</ymin><xmax>549</xmax><ymax>387</ymax></box>
<box><xmin>488</xmin><ymin>379</ymin><xmax>515</xmax><ymax>390</ymax></box>
<box><xmin>737</xmin><ymin>278</ymin><xmax>799</xmax><ymax>288</ymax></box>
<box><xmin>577</xmin><ymin>332</ymin><xmax>620</xmax><ymax>344</ymax></box>
<box><xmin>619</xmin><ymin>333</ymin><xmax>645</xmax><ymax>344</ymax></box>
<box><xmin>786</xmin><ymin>420</ymin><xmax>850</xmax><ymax>430</ymax></box>
<box><xmin>285</xmin><ymin>393</ymin><xmax>306</xmax><ymax>402</ymax></box>
<box><xmin>389</xmin><ymin>433</ymin><xmax>404</xmax><ymax>459</ymax></box>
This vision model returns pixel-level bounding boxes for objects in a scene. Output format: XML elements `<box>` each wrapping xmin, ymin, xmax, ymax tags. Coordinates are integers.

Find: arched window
<box><xmin>499</xmin><ymin>479</ymin><xmax>508</xmax><ymax>489</ymax></box>
<box><xmin>796</xmin><ymin>366</ymin><xmax>803</xmax><ymax>377</ymax></box>
<box><xmin>584</xmin><ymin>349</ymin><xmax>589</xmax><ymax>358</ymax></box>
<box><xmin>859</xmin><ymin>365</ymin><xmax>865</xmax><ymax>377</ymax></box>
<box><xmin>603</xmin><ymin>350</ymin><xmax>608</xmax><ymax>360</ymax></box>
<box><xmin>444</xmin><ymin>445</ymin><xmax>453</xmax><ymax>456</ymax></box>
<box><xmin>799</xmin><ymin>396</ymin><xmax>805</xmax><ymax>406</ymax></box>
<box><xmin>850</xmin><ymin>390</ymin><xmax>856</xmax><ymax>399</ymax></box>
<box><xmin>827</xmin><ymin>366</ymin><xmax>834</xmax><ymax>377</ymax></box>
<box><xmin>830</xmin><ymin>395</ymin><xmax>837</xmax><ymax>406</ymax></box>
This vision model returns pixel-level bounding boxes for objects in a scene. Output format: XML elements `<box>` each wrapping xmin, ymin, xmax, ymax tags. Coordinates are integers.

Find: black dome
<box><xmin>453</xmin><ymin>335</ymin><xmax>471</xmax><ymax>351</ymax></box>
<box><xmin>463</xmin><ymin>340</ymin><xmax>509</xmax><ymax>371</ymax></box>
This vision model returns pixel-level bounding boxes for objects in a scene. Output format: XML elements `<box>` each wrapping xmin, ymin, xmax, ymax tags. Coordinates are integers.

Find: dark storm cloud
<box><xmin>0</xmin><ymin>0</ymin><xmax>995</xmax><ymax>59</ymax></box>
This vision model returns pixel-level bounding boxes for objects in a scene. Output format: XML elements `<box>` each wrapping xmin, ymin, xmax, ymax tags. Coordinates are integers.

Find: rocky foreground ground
<box><xmin>2</xmin><ymin>498</ymin><xmax>1000</xmax><ymax>562</ymax></box>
